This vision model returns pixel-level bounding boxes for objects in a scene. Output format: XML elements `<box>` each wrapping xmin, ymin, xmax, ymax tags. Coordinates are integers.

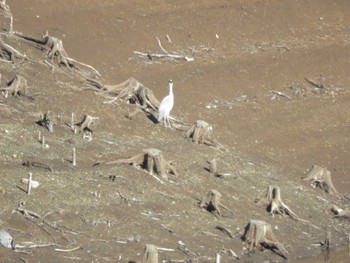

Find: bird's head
<box><xmin>169</xmin><ymin>79</ymin><xmax>173</xmax><ymax>84</ymax></box>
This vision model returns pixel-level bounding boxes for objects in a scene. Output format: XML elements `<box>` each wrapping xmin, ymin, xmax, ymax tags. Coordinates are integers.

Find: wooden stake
<box><xmin>71</xmin><ymin>112</ymin><xmax>75</xmax><ymax>131</ymax></box>
<box><xmin>38</xmin><ymin>131</ymin><xmax>41</xmax><ymax>142</ymax></box>
<box><xmin>72</xmin><ymin>148</ymin><xmax>76</xmax><ymax>166</ymax></box>
<box><xmin>27</xmin><ymin>172</ymin><xmax>32</xmax><ymax>195</ymax></box>
<box><xmin>41</xmin><ymin>135</ymin><xmax>45</xmax><ymax>146</ymax></box>
<box><xmin>215</xmin><ymin>253</ymin><xmax>221</xmax><ymax>263</ymax></box>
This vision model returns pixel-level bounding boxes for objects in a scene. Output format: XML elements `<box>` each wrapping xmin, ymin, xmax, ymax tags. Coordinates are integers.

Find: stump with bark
<box><xmin>206</xmin><ymin>158</ymin><xmax>232</xmax><ymax>178</ymax></box>
<box><xmin>36</xmin><ymin>111</ymin><xmax>54</xmax><ymax>132</ymax></box>
<box><xmin>185</xmin><ymin>120</ymin><xmax>225</xmax><ymax>150</ymax></box>
<box><xmin>141</xmin><ymin>244</ymin><xmax>158</xmax><ymax>263</ymax></box>
<box><xmin>304</xmin><ymin>165</ymin><xmax>338</xmax><ymax>195</ymax></box>
<box><xmin>256</xmin><ymin>186</ymin><xmax>299</xmax><ymax>220</ymax></box>
<box><xmin>242</xmin><ymin>219</ymin><xmax>288</xmax><ymax>259</ymax></box>
<box><xmin>0</xmin><ymin>75</ymin><xmax>32</xmax><ymax>100</ymax></box>
<box><xmin>94</xmin><ymin>148</ymin><xmax>178</xmax><ymax>180</ymax></box>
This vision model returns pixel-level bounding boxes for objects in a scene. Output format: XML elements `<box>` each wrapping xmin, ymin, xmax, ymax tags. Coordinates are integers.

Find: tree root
<box><xmin>94</xmin><ymin>148</ymin><xmax>178</xmax><ymax>180</ymax></box>
<box><xmin>22</xmin><ymin>160</ymin><xmax>53</xmax><ymax>172</ymax></box>
<box><xmin>256</xmin><ymin>186</ymin><xmax>299</xmax><ymax>220</ymax></box>
<box><xmin>303</xmin><ymin>165</ymin><xmax>338</xmax><ymax>195</ymax></box>
<box><xmin>36</xmin><ymin>111</ymin><xmax>54</xmax><ymax>132</ymax></box>
<box><xmin>0</xmin><ymin>38</ymin><xmax>26</xmax><ymax>61</ymax></box>
<box><xmin>242</xmin><ymin>219</ymin><xmax>289</xmax><ymax>259</ymax></box>
<box><xmin>184</xmin><ymin>120</ymin><xmax>226</xmax><ymax>150</ymax></box>
<box><xmin>0</xmin><ymin>75</ymin><xmax>34</xmax><ymax>100</ymax></box>
<box><xmin>14</xmin><ymin>32</ymin><xmax>100</xmax><ymax>78</ymax></box>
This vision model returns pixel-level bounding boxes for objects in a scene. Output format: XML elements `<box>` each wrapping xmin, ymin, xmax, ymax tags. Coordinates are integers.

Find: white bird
<box><xmin>0</xmin><ymin>229</ymin><xmax>15</xmax><ymax>250</ymax></box>
<box><xmin>158</xmin><ymin>79</ymin><xmax>174</xmax><ymax>128</ymax></box>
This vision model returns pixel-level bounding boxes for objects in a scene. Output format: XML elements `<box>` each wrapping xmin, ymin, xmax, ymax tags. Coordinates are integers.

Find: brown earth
<box><xmin>1</xmin><ymin>0</ymin><xmax>350</xmax><ymax>262</ymax></box>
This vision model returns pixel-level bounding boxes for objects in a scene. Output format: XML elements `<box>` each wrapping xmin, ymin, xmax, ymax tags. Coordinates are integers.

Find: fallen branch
<box><xmin>134</xmin><ymin>37</ymin><xmax>194</xmax><ymax>62</ymax></box>
<box><xmin>22</xmin><ymin>160</ymin><xmax>53</xmax><ymax>172</ymax></box>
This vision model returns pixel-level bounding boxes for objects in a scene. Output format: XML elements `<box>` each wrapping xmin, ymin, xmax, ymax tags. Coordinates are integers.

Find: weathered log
<box><xmin>242</xmin><ymin>219</ymin><xmax>288</xmax><ymax>259</ymax></box>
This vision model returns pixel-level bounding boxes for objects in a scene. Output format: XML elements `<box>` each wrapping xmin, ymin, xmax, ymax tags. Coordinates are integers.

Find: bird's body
<box><xmin>158</xmin><ymin>80</ymin><xmax>174</xmax><ymax>128</ymax></box>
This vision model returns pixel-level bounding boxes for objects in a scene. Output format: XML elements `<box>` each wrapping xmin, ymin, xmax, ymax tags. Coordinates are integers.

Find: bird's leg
<box><xmin>165</xmin><ymin>116</ymin><xmax>173</xmax><ymax>129</ymax></box>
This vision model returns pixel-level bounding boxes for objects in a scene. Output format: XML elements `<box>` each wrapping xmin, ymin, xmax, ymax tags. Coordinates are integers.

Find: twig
<box><xmin>305</xmin><ymin>77</ymin><xmax>324</xmax><ymax>89</ymax></box>
<box><xmin>215</xmin><ymin>225</ymin><xmax>235</xmax><ymax>238</ymax></box>
<box><xmin>15</xmin><ymin>207</ymin><xmax>42</xmax><ymax>219</ymax></box>
<box><xmin>55</xmin><ymin>246</ymin><xmax>81</xmax><ymax>252</ymax></box>
<box><xmin>15</xmin><ymin>243</ymin><xmax>56</xmax><ymax>249</ymax></box>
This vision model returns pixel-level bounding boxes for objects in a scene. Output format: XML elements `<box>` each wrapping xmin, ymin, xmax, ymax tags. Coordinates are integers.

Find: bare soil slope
<box><xmin>1</xmin><ymin>1</ymin><xmax>350</xmax><ymax>262</ymax></box>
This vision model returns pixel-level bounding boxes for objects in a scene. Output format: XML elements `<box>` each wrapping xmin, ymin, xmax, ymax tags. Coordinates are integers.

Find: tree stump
<box><xmin>200</xmin><ymin>189</ymin><xmax>223</xmax><ymax>216</ymax></box>
<box><xmin>206</xmin><ymin>158</ymin><xmax>232</xmax><ymax>178</ymax></box>
<box><xmin>0</xmin><ymin>75</ymin><xmax>30</xmax><ymax>99</ymax></box>
<box><xmin>200</xmin><ymin>189</ymin><xmax>234</xmax><ymax>216</ymax></box>
<box><xmin>36</xmin><ymin>111</ymin><xmax>54</xmax><ymax>132</ymax></box>
<box><xmin>185</xmin><ymin>120</ymin><xmax>225</xmax><ymax>150</ymax></box>
<box><xmin>141</xmin><ymin>244</ymin><xmax>158</xmax><ymax>263</ymax></box>
<box><xmin>74</xmin><ymin>114</ymin><xmax>98</xmax><ymax>133</ymax></box>
<box><xmin>242</xmin><ymin>219</ymin><xmax>288</xmax><ymax>259</ymax></box>
<box><xmin>304</xmin><ymin>165</ymin><xmax>338</xmax><ymax>195</ymax></box>
<box><xmin>94</xmin><ymin>148</ymin><xmax>177</xmax><ymax>180</ymax></box>
<box><xmin>256</xmin><ymin>186</ymin><xmax>299</xmax><ymax>220</ymax></box>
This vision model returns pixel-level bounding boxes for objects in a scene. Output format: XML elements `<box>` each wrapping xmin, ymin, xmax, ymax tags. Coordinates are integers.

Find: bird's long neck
<box><xmin>169</xmin><ymin>82</ymin><xmax>173</xmax><ymax>97</ymax></box>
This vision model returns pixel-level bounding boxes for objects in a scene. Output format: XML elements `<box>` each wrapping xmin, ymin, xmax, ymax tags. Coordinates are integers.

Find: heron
<box><xmin>0</xmin><ymin>229</ymin><xmax>15</xmax><ymax>250</ymax></box>
<box><xmin>158</xmin><ymin>79</ymin><xmax>174</xmax><ymax>128</ymax></box>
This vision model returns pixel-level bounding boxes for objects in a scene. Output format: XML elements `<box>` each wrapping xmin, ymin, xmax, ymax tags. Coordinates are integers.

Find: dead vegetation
<box><xmin>36</xmin><ymin>111</ymin><xmax>54</xmax><ymax>132</ymax></box>
<box><xmin>199</xmin><ymin>189</ymin><xmax>233</xmax><ymax>217</ymax></box>
<box><xmin>326</xmin><ymin>204</ymin><xmax>350</xmax><ymax>220</ymax></box>
<box><xmin>242</xmin><ymin>219</ymin><xmax>289</xmax><ymax>259</ymax></box>
<box><xmin>0</xmin><ymin>75</ymin><xmax>34</xmax><ymax>100</ymax></box>
<box><xmin>303</xmin><ymin>165</ymin><xmax>338</xmax><ymax>195</ymax></box>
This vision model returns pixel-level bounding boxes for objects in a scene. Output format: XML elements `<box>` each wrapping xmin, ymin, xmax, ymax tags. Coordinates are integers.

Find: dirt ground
<box><xmin>1</xmin><ymin>0</ymin><xmax>350</xmax><ymax>262</ymax></box>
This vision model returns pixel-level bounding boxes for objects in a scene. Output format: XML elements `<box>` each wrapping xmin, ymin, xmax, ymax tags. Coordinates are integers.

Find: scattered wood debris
<box><xmin>242</xmin><ymin>219</ymin><xmax>288</xmax><ymax>259</ymax></box>
<box><xmin>36</xmin><ymin>111</ymin><xmax>54</xmax><ymax>132</ymax></box>
<box><xmin>185</xmin><ymin>120</ymin><xmax>225</xmax><ymax>150</ymax></box>
<box><xmin>94</xmin><ymin>148</ymin><xmax>178</xmax><ymax>181</ymax></box>
<box><xmin>303</xmin><ymin>165</ymin><xmax>338</xmax><ymax>195</ymax></box>
<box><xmin>256</xmin><ymin>185</ymin><xmax>299</xmax><ymax>220</ymax></box>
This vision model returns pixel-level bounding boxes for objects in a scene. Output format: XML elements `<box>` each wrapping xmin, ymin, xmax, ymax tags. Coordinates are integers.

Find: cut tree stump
<box><xmin>74</xmin><ymin>114</ymin><xmax>98</xmax><ymax>133</ymax></box>
<box><xmin>256</xmin><ymin>186</ymin><xmax>299</xmax><ymax>220</ymax></box>
<box><xmin>199</xmin><ymin>189</ymin><xmax>233</xmax><ymax>217</ymax></box>
<box><xmin>141</xmin><ymin>244</ymin><xmax>158</xmax><ymax>263</ymax></box>
<box><xmin>94</xmin><ymin>148</ymin><xmax>178</xmax><ymax>180</ymax></box>
<box><xmin>0</xmin><ymin>75</ymin><xmax>32</xmax><ymax>100</ymax></box>
<box><xmin>206</xmin><ymin>158</ymin><xmax>232</xmax><ymax>178</ymax></box>
<box><xmin>304</xmin><ymin>165</ymin><xmax>338</xmax><ymax>195</ymax></box>
<box><xmin>242</xmin><ymin>219</ymin><xmax>288</xmax><ymax>259</ymax></box>
<box><xmin>185</xmin><ymin>120</ymin><xmax>225</xmax><ymax>150</ymax></box>
<box><xmin>36</xmin><ymin>111</ymin><xmax>54</xmax><ymax>132</ymax></box>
